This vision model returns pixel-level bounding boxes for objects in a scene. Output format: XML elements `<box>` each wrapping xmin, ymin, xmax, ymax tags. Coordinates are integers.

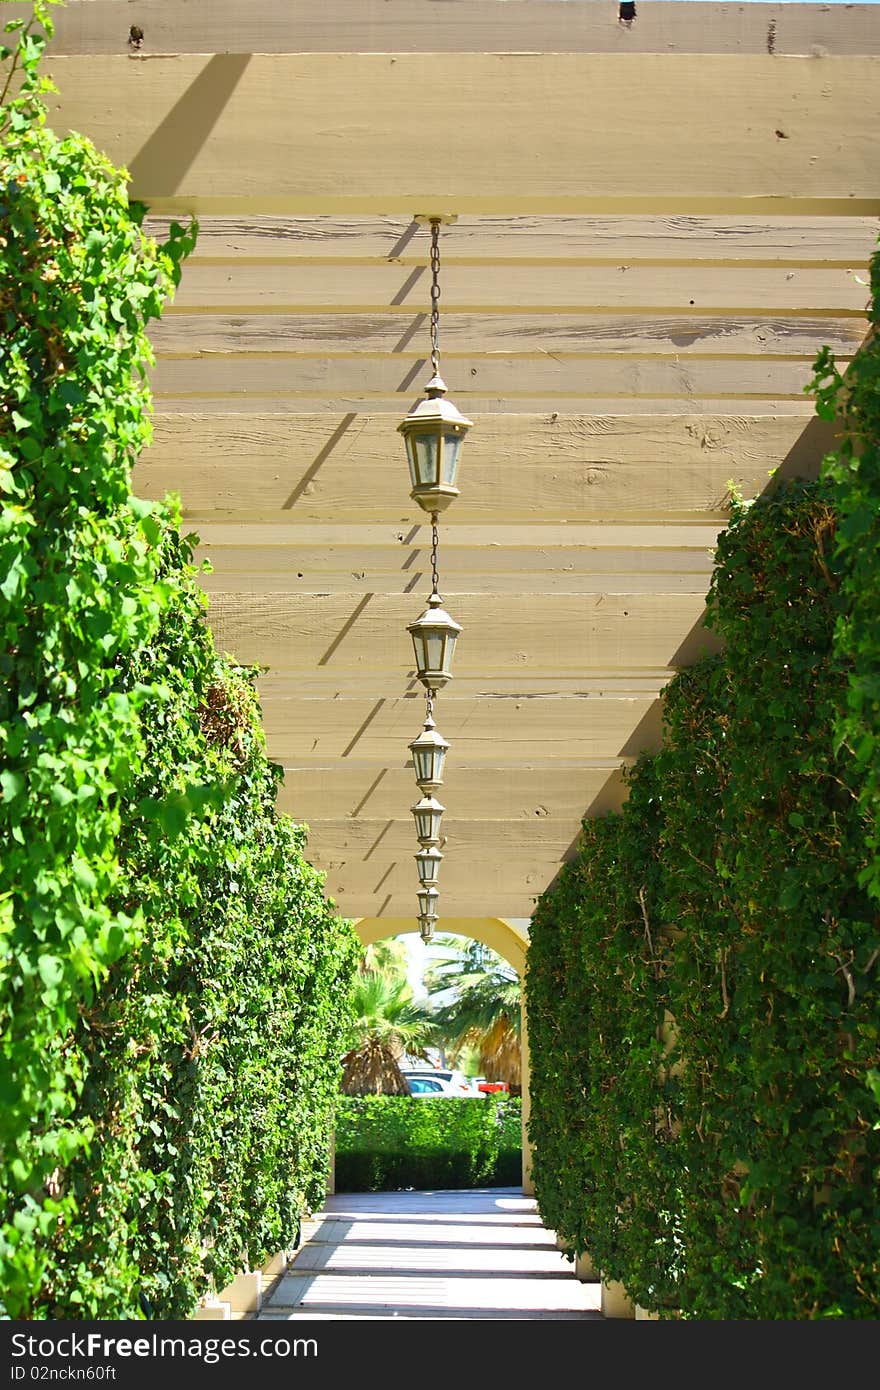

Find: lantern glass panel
<box><xmin>441</xmin><ymin>432</ymin><xmax>463</xmax><ymax>486</ymax></box>
<box><xmin>412</xmin><ymin>799</ymin><xmax>443</xmax><ymax>843</ymax></box>
<box><xmin>417</xmin><ymin>887</ymin><xmax>439</xmax><ymax>918</ymax></box>
<box><xmin>424</xmin><ymin>631</ymin><xmax>445</xmax><ymax>671</ymax></box>
<box><xmin>414</xmin><ymin>744</ymin><xmax>446</xmax><ymax>786</ymax></box>
<box><xmin>413</xmin><ymin>432</ymin><xmax>439</xmax><ymax>487</ymax></box>
<box><xmin>416</xmin><ymin>853</ymin><xmax>441</xmax><ymax>888</ymax></box>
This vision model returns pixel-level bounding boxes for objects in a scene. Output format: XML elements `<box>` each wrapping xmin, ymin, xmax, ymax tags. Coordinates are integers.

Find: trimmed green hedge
<box><xmin>528</xmin><ymin>240</ymin><xmax>880</xmax><ymax>1317</ymax></box>
<box><xmin>0</xmin><ymin>8</ymin><xmax>359</xmax><ymax>1318</ymax></box>
<box><xmin>335</xmin><ymin>1097</ymin><xmax>522</xmax><ymax>1191</ymax></box>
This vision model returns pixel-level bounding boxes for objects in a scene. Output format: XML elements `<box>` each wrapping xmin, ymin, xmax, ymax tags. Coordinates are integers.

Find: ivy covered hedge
<box><xmin>0</xmin><ymin>5</ymin><xmax>358</xmax><ymax>1317</ymax></box>
<box><xmin>527</xmin><ymin>246</ymin><xmax>880</xmax><ymax>1319</ymax></box>
<box><xmin>335</xmin><ymin>1097</ymin><xmax>522</xmax><ymax>1191</ymax></box>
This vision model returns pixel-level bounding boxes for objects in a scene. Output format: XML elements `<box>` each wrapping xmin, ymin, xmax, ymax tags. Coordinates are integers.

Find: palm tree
<box><xmin>340</xmin><ymin>963</ymin><xmax>438</xmax><ymax>1096</ymax></box>
<box><xmin>423</xmin><ymin>937</ymin><xmax>522</xmax><ymax>1092</ymax></box>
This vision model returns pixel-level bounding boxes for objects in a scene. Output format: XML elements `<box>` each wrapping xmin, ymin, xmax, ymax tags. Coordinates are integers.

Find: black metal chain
<box><xmin>430</xmin><ymin>219</ymin><xmax>441</xmax><ymax>379</ymax></box>
<box><xmin>430</xmin><ymin>516</ymin><xmax>440</xmax><ymax>595</ymax></box>
<box><xmin>425</xmin><ymin>513</ymin><xmax>440</xmax><ymax>724</ymax></box>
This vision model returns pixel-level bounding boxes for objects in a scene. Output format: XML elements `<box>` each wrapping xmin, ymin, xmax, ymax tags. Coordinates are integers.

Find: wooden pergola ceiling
<box><xmin>39</xmin><ymin>1</ymin><xmax>880</xmax><ymax>923</ymax></box>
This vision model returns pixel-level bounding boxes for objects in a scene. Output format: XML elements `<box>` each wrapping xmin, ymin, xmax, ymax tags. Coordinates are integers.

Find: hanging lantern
<box><xmin>408</xmin><ymin>713</ymin><xmax>450</xmax><ymax>792</ymax></box>
<box><xmin>397</xmin><ymin>218</ymin><xmax>473</xmax><ymax>516</ymax></box>
<box><xmin>398</xmin><ymin>374</ymin><xmax>473</xmax><ymax>515</ymax></box>
<box><xmin>411</xmin><ymin>793</ymin><xmax>444</xmax><ymax>846</ymax></box>
<box><xmin>415</xmin><ymin>845</ymin><xmax>443</xmax><ymax>889</ymax></box>
<box><xmin>418</xmin><ymin>912</ymin><xmax>438</xmax><ymax>944</ymax></box>
<box><xmin>407</xmin><ymin>594</ymin><xmax>462</xmax><ymax>690</ymax></box>
<box><xmin>417</xmin><ymin>886</ymin><xmax>440</xmax><ymax>921</ymax></box>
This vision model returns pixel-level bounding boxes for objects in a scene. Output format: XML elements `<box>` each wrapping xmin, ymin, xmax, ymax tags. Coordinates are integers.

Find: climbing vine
<box><xmin>0</xmin><ymin>2</ymin><xmax>358</xmax><ymax>1316</ymax></box>
<box><xmin>528</xmin><ymin>238</ymin><xmax>880</xmax><ymax>1319</ymax></box>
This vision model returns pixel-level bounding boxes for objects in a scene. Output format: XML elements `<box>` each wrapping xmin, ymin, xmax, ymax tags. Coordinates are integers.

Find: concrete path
<box><xmin>257</xmin><ymin>1187</ymin><xmax>604</xmax><ymax>1320</ymax></box>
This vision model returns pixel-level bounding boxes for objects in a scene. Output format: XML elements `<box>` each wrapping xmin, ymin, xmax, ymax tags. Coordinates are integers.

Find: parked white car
<box><xmin>405</xmin><ymin>1074</ymin><xmax>460</xmax><ymax>1097</ymax></box>
<box><xmin>402</xmin><ymin>1067</ymin><xmax>477</xmax><ymax>1096</ymax></box>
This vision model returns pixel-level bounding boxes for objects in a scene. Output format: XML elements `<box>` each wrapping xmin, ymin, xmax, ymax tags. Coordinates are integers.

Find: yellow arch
<box><xmin>352</xmin><ymin>916</ymin><xmax>528</xmax><ymax>978</ymax></box>
<box><xmin>349</xmin><ymin>916</ymin><xmax>533</xmax><ymax>1195</ymax></box>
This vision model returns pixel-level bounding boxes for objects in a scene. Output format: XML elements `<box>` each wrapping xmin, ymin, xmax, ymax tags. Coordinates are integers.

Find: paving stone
<box><xmin>257</xmin><ymin>1187</ymin><xmax>603</xmax><ymax>1321</ymax></box>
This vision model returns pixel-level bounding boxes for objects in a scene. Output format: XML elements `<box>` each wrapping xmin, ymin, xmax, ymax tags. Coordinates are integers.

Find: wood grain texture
<box><xmin>43</xmin><ymin>54</ymin><xmax>880</xmax><ymax>212</ymax></box>
<box><xmin>31</xmin><ymin>1</ymin><xmax>880</xmax><ymax>57</ymax></box>
<box><xmin>149</xmin><ymin>311</ymin><xmax>870</xmax><ymax>358</ymax></box>
<box><xmin>191</xmin><ymin>541</ymin><xmax>716</xmax><ymax>583</ymax></box>
<box><xmin>296</xmin><ymin>816</ymin><xmax>588</xmax><ymax>905</ymax></box>
<box><xmin>143</xmin><ymin>214</ymin><xmax>880</xmax><ymax>265</ymax></box>
<box><xmin>322</xmin><ymin>890</ymin><xmax>546</xmax><ymax>919</ymax></box>
<box><xmin>204</xmin><ymin>591</ymin><xmax>715</xmax><ymax>676</ymax></box>
<box><xmin>188</xmin><ymin>520</ymin><xmax>727</xmax><ymax>550</ymax></box>
<box><xmin>148</xmin><ymin>353</ymin><xmax>835</xmax><ymax>402</ymax></box>
<box><xmin>166</xmin><ymin>262</ymin><xmax>868</xmax><ymax>311</ymax></box>
<box><xmin>137</xmin><ymin>412</ymin><xmax>834</xmax><ymax>521</ymax></box>
<box><xmin>257</xmin><ymin>692</ymin><xmax>664</xmax><ymax>763</ymax></box>
<box><xmin>196</xmin><ymin>566</ymin><xmax>713</xmax><ymax>596</ymax></box>
<box><xmin>152</xmin><ymin>394</ymin><xmax>821</xmax><ymax>418</ymax></box>
<box><xmin>276</xmin><ymin>763</ymin><xmax>629</xmax><ymax>824</ymax></box>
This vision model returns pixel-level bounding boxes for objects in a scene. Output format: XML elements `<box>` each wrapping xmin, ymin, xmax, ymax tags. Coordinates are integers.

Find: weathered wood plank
<box><xmin>311</xmin><ymin>816</ymin><xmax>578</xmax><ymax>857</ymax></box>
<box><xmin>257</xmin><ymin>692</ymin><xmax>663</xmax><ymax>762</ymax></box>
<box><xmin>192</xmin><ymin>542</ymin><xmax>717</xmax><ymax>584</ymax></box>
<box><xmin>322</xmin><ymin>858</ymin><xmax>564</xmax><ymax>902</ymax></box>
<box><xmin>256</xmin><ymin>674</ymin><xmax>673</xmax><ymax>700</ymax></box>
<box><xmin>136</xmin><ymin>412</ymin><xmax>833</xmax><ymax>521</ymax></box>
<box><xmin>152</xmin><ymin>394</ymin><xmax>820</xmax><ymax>417</ymax></box>
<box><xmin>196</xmin><ymin>565</ymin><xmax>712</xmax><ymax>596</ymax></box>
<box><xmin>149</xmin><ymin>311</ymin><xmax>869</xmax><ymax>358</ymax></box>
<box><xmin>32</xmin><ymin>1</ymin><xmax>880</xmax><ymax>58</ymax></box>
<box><xmin>166</xmin><ymin>262</ymin><xmax>868</xmax><ymax>311</ymax></box>
<box><xmin>326</xmin><ymin>889</ymin><xmax>546</xmax><ymax>919</ymax></box>
<box><xmin>204</xmin><ymin>591</ymin><xmax>714</xmax><ymax>676</ymax></box>
<box><xmin>188</xmin><ymin>520</ymin><xmax>727</xmax><ymax>550</ymax></box>
<box><xmin>143</xmin><ymin>214</ymin><xmax>880</xmax><ymax>265</ymax></box>
<box><xmin>148</xmin><ymin>353</ymin><xmax>834</xmax><ymax>401</ymax></box>
<box><xmin>299</xmin><ymin>818</ymin><xmax>585</xmax><ymax>899</ymax></box>
<box><xmin>43</xmin><ymin>55</ymin><xmax>880</xmax><ymax>213</ymax></box>
<box><xmin>276</xmin><ymin>763</ymin><xmax>628</xmax><ymax>824</ymax></box>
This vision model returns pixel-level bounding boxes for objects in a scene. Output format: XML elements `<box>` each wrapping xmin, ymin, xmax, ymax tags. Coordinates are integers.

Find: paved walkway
<box><xmin>257</xmin><ymin>1187</ymin><xmax>603</xmax><ymax>1320</ymax></box>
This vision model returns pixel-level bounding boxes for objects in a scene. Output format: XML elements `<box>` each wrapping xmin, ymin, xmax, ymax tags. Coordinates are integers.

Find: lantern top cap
<box><xmin>415</xmin><ymin>845</ymin><xmax>443</xmax><ymax>860</ymax></box>
<box><xmin>407</xmin><ymin>593</ymin><xmax>462</xmax><ymax>636</ymax></box>
<box><xmin>397</xmin><ymin>390</ymin><xmax>473</xmax><ymax>435</ymax></box>
<box><xmin>408</xmin><ymin>719</ymin><xmax>450</xmax><ymax>753</ymax></box>
<box><xmin>411</xmin><ymin>793</ymin><xmax>445</xmax><ymax>813</ymax></box>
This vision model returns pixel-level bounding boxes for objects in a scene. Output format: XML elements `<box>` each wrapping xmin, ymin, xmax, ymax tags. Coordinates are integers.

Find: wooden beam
<box><xmin>190</xmin><ymin>541</ymin><xmax>717</xmax><ymax>594</ymax></box>
<box><xmin>149</xmin><ymin>312</ymin><xmax>870</xmax><ymax>358</ymax></box>
<box><xmin>204</xmin><ymin>591</ymin><xmax>714</xmax><ymax>676</ymax></box>
<box><xmin>148</xmin><ymin>354</ymin><xmax>837</xmax><ymax>402</ymax></box>
<box><xmin>151</xmin><ymin>394</ymin><xmax>821</xmax><ymax>417</ymax></box>
<box><xmin>136</xmin><ymin>412</ymin><xmax>835</xmax><ymax>522</ymax></box>
<box><xmin>296</xmin><ymin>817</ymin><xmax>585</xmax><ymax>906</ymax></box>
<box><xmin>326</xmin><ymin>890</ymin><xmax>544</xmax><ymax>919</ymax></box>
<box><xmin>32</xmin><ymin>1</ymin><xmax>880</xmax><ymax>58</ymax></box>
<box><xmin>196</xmin><ymin>566</ymin><xmax>713</xmax><ymax>597</ymax></box>
<box><xmin>164</xmin><ymin>262</ymin><xmax>868</xmax><ymax>311</ymax></box>
<box><xmin>276</xmin><ymin>763</ymin><xmax>628</xmax><ymax>823</ymax></box>
<box><xmin>258</xmin><ymin>674</ymin><xmax>673</xmax><ymax>699</ymax></box>
<box><xmin>257</xmin><ymin>692</ymin><xmax>665</xmax><ymax>763</ymax></box>
<box><xmin>43</xmin><ymin>55</ymin><xmax>880</xmax><ymax>214</ymax></box>
<box><xmin>143</xmin><ymin>214</ymin><xmax>880</xmax><ymax>266</ymax></box>
<box><xmin>187</xmin><ymin>521</ymin><xmax>726</xmax><ymax>550</ymax></box>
